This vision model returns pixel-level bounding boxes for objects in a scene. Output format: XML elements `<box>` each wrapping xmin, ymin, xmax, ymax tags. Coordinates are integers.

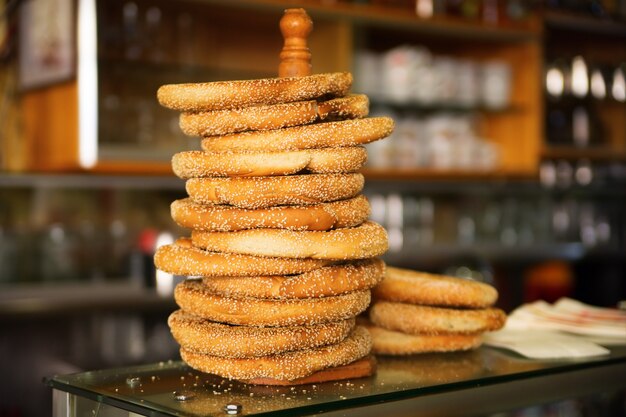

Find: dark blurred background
<box><xmin>0</xmin><ymin>0</ymin><xmax>625</xmax><ymax>415</ymax></box>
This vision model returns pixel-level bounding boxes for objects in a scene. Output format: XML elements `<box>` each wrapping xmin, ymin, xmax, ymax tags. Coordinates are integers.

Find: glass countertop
<box><xmin>46</xmin><ymin>345</ymin><xmax>626</xmax><ymax>417</ymax></box>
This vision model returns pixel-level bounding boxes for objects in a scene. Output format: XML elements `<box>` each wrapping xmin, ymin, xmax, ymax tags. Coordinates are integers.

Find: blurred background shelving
<box><xmin>0</xmin><ymin>0</ymin><xmax>624</xmax><ymax>310</ymax></box>
<box><xmin>1</xmin><ymin>1</ymin><xmax>626</xmax><ymax>416</ymax></box>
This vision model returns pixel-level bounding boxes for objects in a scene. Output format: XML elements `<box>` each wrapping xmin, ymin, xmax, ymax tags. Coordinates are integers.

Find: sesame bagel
<box><xmin>369</xmin><ymin>301</ymin><xmax>507</xmax><ymax>335</ymax></box>
<box><xmin>185</xmin><ymin>173</ymin><xmax>364</xmax><ymax>209</ymax></box>
<box><xmin>170</xmin><ymin>195</ymin><xmax>370</xmax><ymax>232</ymax></box>
<box><xmin>168</xmin><ymin>310</ymin><xmax>355</xmax><ymax>358</ymax></box>
<box><xmin>154</xmin><ymin>238</ymin><xmax>329</xmax><ymax>277</ymax></box>
<box><xmin>180</xmin><ymin>326</ymin><xmax>372</xmax><ymax>381</ymax></box>
<box><xmin>202</xmin><ymin>117</ymin><xmax>395</xmax><ymax>152</ymax></box>
<box><xmin>157</xmin><ymin>72</ymin><xmax>352</xmax><ymax>112</ymax></box>
<box><xmin>373</xmin><ymin>266</ymin><xmax>499</xmax><ymax>308</ymax></box>
<box><xmin>172</xmin><ymin>146</ymin><xmax>367</xmax><ymax>179</ymax></box>
<box><xmin>202</xmin><ymin>259</ymin><xmax>385</xmax><ymax>299</ymax></box>
<box><xmin>363</xmin><ymin>322</ymin><xmax>483</xmax><ymax>355</ymax></box>
<box><xmin>180</xmin><ymin>95</ymin><xmax>369</xmax><ymax>137</ymax></box>
<box><xmin>191</xmin><ymin>221</ymin><xmax>388</xmax><ymax>260</ymax></box>
<box><xmin>175</xmin><ymin>280</ymin><xmax>371</xmax><ymax>327</ymax></box>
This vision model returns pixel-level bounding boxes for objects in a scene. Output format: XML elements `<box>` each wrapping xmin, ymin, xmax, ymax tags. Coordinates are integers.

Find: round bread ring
<box><xmin>155</xmin><ymin>238</ymin><xmax>329</xmax><ymax>277</ymax></box>
<box><xmin>363</xmin><ymin>322</ymin><xmax>483</xmax><ymax>355</ymax></box>
<box><xmin>172</xmin><ymin>147</ymin><xmax>367</xmax><ymax>179</ymax></box>
<box><xmin>157</xmin><ymin>72</ymin><xmax>352</xmax><ymax>112</ymax></box>
<box><xmin>202</xmin><ymin>258</ymin><xmax>385</xmax><ymax>299</ymax></box>
<box><xmin>369</xmin><ymin>301</ymin><xmax>507</xmax><ymax>335</ymax></box>
<box><xmin>186</xmin><ymin>173</ymin><xmax>364</xmax><ymax>209</ymax></box>
<box><xmin>170</xmin><ymin>195</ymin><xmax>370</xmax><ymax>232</ymax></box>
<box><xmin>373</xmin><ymin>266</ymin><xmax>498</xmax><ymax>308</ymax></box>
<box><xmin>180</xmin><ymin>95</ymin><xmax>369</xmax><ymax>137</ymax></box>
<box><xmin>191</xmin><ymin>221</ymin><xmax>388</xmax><ymax>260</ymax></box>
<box><xmin>174</xmin><ymin>280</ymin><xmax>371</xmax><ymax>326</ymax></box>
<box><xmin>168</xmin><ymin>310</ymin><xmax>355</xmax><ymax>358</ymax></box>
<box><xmin>179</xmin><ymin>326</ymin><xmax>372</xmax><ymax>381</ymax></box>
<box><xmin>202</xmin><ymin>117</ymin><xmax>394</xmax><ymax>152</ymax></box>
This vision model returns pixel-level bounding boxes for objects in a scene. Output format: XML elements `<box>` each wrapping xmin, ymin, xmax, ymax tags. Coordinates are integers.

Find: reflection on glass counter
<box><xmin>45</xmin><ymin>345</ymin><xmax>626</xmax><ymax>417</ymax></box>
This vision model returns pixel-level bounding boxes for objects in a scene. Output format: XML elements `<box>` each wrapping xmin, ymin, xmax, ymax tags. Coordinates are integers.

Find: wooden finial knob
<box><xmin>279</xmin><ymin>8</ymin><xmax>312</xmax><ymax>77</ymax></box>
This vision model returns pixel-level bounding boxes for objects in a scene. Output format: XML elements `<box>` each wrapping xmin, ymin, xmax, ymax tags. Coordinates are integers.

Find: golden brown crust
<box><xmin>362</xmin><ymin>321</ymin><xmax>483</xmax><ymax>355</ymax></box>
<box><xmin>185</xmin><ymin>173</ymin><xmax>364</xmax><ymax>209</ymax></box>
<box><xmin>191</xmin><ymin>221</ymin><xmax>388</xmax><ymax>260</ymax></box>
<box><xmin>172</xmin><ymin>147</ymin><xmax>367</xmax><ymax>179</ymax></box>
<box><xmin>201</xmin><ymin>117</ymin><xmax>395</xmax><ymax>152</ymax></box>
<box><xmin>180</xmin><ymin>95</ymin><xmax>369</xmax><ymax>137</ymax></box>
<box><xmin>169</xmin><ymin>310</ymin><xmax>355</xmax><ymax>358</ymax></box>
<box><xmin>180</xmin><ymin>326</ymin><xmax>372</xmax><ymax>380</ymax></box>
<box><xmin>170</xmin><ymin>195</ymin><xmax>371</xmax><ymax>232</ymax></box>
<box><xmin>154</xmin><ymin>238</ymin><xmax>329</xmax><ymax>277</ymax></box>
<box><xmin>202</xmin><ymin>259</ymin><xmax>385</xmax><ymax>299</ymax></box>
<box><xmin>174</xmin><ymin>280</ymin><xmax>371</xmax><ymax>326</ymax></box>
<box><xmin>242</xmin><ymin>355</ymin><xmax>376</xmax><ymax>385</ymax></box>
<box><xmin>373</xmin><ymin>266</ymin><xmax>499</xmax><ymax>308</ymax></box>
<box><xmin>369</xmin><ymin>301</ymin><xmax>507</xmax><ymax>335</ymax></box>
<box><xmin>157</xmin><ymin>72</ymin><xmax>353</xmax><ymax>112</ymax></box>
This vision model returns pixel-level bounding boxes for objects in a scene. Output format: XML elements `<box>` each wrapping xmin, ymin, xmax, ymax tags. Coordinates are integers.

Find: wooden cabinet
<box><xmin>16</xmin><ymin>0</ymin><xmax>541</xmax><ymax>177</ymax></box>
<box><xmin>340</xmin><ymin>3</ymin><xmax>542</xmax><ymax>178</ymax></box>
<box><xmin>15</xmin><ymin>0</ymin><xmax>625</xmax><ymax>179</ymax></box>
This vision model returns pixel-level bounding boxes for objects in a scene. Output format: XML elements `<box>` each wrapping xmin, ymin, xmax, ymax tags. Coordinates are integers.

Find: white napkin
<box><xmin>484</xmin><ymin>329</ymin><xmax>610</xmax><ymax>359</ymax></box>
<box><xmin>484</xmin><ymin>298</ymin><xmax>626</xmax><ymax>359</ymax></box>
<box><xmin>505</xmin><ymin>298</ymin><xmax>626</xmax><ymax>339</ymax></box>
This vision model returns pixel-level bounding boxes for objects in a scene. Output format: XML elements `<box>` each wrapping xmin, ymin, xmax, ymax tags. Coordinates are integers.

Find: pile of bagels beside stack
<box><xmin>153</xmin><ymin>12</ymin><xmax>394</xmax><ymax>382</ymax></box>
<box><xmin>364</xmin><ymin>266</ymin><xmax>507</xmax><ymax>355</ymax></box>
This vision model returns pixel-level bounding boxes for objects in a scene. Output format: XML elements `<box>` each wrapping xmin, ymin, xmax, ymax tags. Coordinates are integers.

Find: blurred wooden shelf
<box><xmin>195</xmin><ymin>0</ymin><xmax>540</xmax><ymax>42</ymax></box>
<box><xmin>362</xmin><ymin>167</ymin><xmax>536</xmax><ymax>181</ymax></box>
<box><xmin>384</xmin><ymin>242</ymin><xmax>588</xmax><ymax>265</ymax></box>
<box><xmin>542</xmin><ymin>146</ymin><xmax>626</xmax><ymax>161</ymax></box>
<box><xmin>543</xmin><ymin>10</ymin><xmax>626</xmax><ymax>37</ymax></box>
<box><xmin>0</xmin><ymin>283</ymin><xmax>177</xmax><ymax>319</ymax></box>
<box><xmin>0</xmin><ymin>172</ymin><xmax>183</xmax><ymax>190</ymax></box>
<box><xmin>369</xmin><ymin>99</ymin><xmax>524</xmax><ymax>114</ymax></box>
<box><xmin>19</xmin><ymin>0</ymin><xmax>543</xmax><ymax>175</ymax></box>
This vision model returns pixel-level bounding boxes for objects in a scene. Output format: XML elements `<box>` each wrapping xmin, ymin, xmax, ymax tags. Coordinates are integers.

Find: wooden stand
<box><xmin>279</xmin><ymin>8</ymin><xmax>313</xmax><ymax>77</ymax></box>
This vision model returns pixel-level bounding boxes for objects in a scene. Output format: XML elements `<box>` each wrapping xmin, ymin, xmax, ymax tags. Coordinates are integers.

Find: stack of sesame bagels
<box><xmin>365</xmin><ymin>266</ymin><xmax>507</xmax><ymax>355</ymax></box>
<box><xmin>154</xmin><ymin>9</ymin><xmax>392</xmax><ymax>385</ymax></box>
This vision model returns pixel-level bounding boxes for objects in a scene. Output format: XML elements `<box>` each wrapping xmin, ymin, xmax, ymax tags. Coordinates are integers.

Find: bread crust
<box><xmin>169</xmin><ymin>310</ymin><xmax>354</xmax><ymax>358</ymax></box>
<box><xmin>180</xmin><ymin>95</ymin><xmax>369</xmax><ymax>137</ymax></box>
<box><xmin>180</xmin><ymin>326</ymin><xmax>372</xmax><ymax>380</ymax></box>
<box><xmin>174</xmin><ymin>280</ymin><xmax>371</xmax><ymax>326</ymax></box>
<box><xmin>373</xmin><ymin>266</ymin><xmax>498</xmax><ymax>308</ymax></box>
<box><xmin>369</xmin><ymin>301</ymin><xmax>506</xmax><ymax>335</ymax></box>
<box><xmin>170</xmin><ymin>195</ymin><xmax>370</xmax><ymax>232</ymax></box>
<box><xmin>185</xmin><ymin>173</ymin><xmax>364</xmax><ymax>209</ymax></box>
<box><xmin>363</xmin><ymin>322</ymin><xmax>483</xmax><ymax>355</ymax></box>
<box><xmin>201</xmin><ymin>117</ymin><xmax>394</xmax><ymax>152</ymax></box>
<box><xmin>191</xmin><ymin>221</ymin><xmax>388</xmax><ymax>260</ymax></box>
<box><xmin>154</xmin><ymin>238</ymin><xmax>329</xmax><ymax>277</ymax></box>
<box><xmin>202</xmin><ymin>258</ymin><xmax>385</xmax><ymax>299</ymax></box>
<box><xmin>157</xmin><ymin>72</ymin><xmax>352</xmax><ymax>112</ymax></box>
<box><xmin>172</xmin><ymin>147</ymin><xmax>367</xmax><ymax>179</ymax></box>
